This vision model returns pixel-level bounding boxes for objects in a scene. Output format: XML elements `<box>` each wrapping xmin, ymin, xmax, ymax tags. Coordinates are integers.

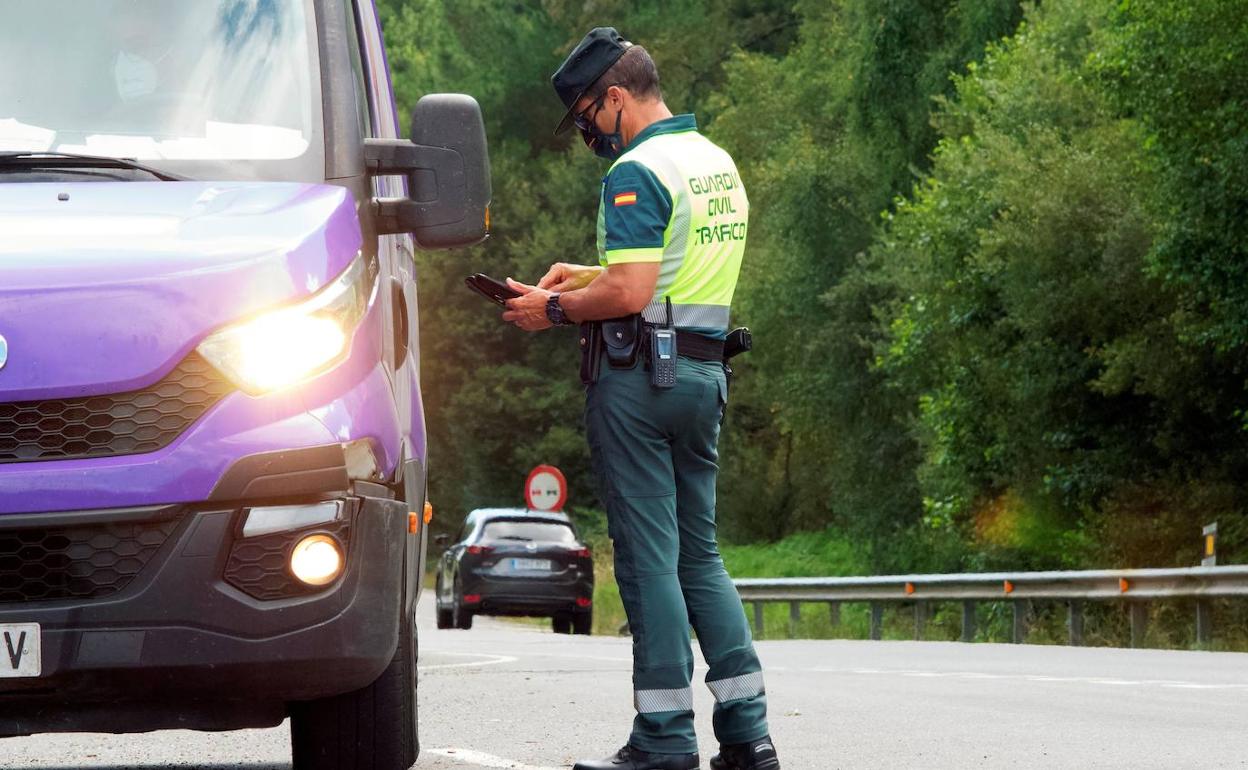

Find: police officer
<box><xmin>502</xmin><ymin>28</ymin><xmax>780</xmax><ymax>770</ymax></box>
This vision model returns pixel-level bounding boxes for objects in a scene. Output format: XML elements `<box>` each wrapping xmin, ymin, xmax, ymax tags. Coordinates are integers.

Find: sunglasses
<box><xmin>573</xmin><ymin>88</ymin><xmax>614</xmax><ymax>132</ymax></box>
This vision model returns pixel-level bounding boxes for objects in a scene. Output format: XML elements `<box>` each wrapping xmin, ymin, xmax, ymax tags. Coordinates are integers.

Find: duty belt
<box><xmin>579</xmin><ymin>317</ymin><xmax>735</xmax><ymax>385</ymax></box>
<box><xmin>656</xmin><ymin>328</ymin><xmax>724</xmax><ymax>362</ymax></box>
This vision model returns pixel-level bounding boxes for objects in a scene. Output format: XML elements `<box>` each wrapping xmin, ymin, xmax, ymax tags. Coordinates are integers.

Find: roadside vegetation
<box><xmin>387</xmin><ymin>0</ymin><xmax>1248</xmax><ymax>649</ymax></box>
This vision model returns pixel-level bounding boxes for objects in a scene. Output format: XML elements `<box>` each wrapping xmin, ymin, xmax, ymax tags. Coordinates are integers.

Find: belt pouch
<box><xmin>602</xmin><ymin>314</ymin><xmax>642</xmax><ymax>369</ymax></box>
<box><xmin>580</xmin><ymin>322</ymin><xmax>603</xmax><ymax>385</ymax></box>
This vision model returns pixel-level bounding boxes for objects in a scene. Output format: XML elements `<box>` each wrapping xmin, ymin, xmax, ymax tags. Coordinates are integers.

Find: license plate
<box><xmin>510</xmin><ymin>558</ymin><xmax>552</xmax><ymax>572</ymax></box>
<box><xmin>0</xmin><ymin>623</ymin><xmax>40</xmax><ymax>678</ymax></box>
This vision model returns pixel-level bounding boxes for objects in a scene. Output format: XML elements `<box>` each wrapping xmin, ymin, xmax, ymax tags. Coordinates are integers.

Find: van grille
<box><xmin>0</xmin><ymin>354</ymin><xmax>232</xmax><ymax>464</ymax></box>
<box><xmin>0</xmin><ymin>518</ymin><xmax>180</xmax><ymax>603</ymax></box>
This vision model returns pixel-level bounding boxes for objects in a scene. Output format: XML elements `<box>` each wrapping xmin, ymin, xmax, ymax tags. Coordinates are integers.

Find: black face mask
<box><xmin>579</xmin><ymin>106</ymin><xmax>624</xmax><ymax>161</ymax></box>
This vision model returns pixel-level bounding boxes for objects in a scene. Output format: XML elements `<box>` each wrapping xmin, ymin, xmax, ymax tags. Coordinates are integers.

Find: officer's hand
<box><xmin>537</xmin><ymin>262</ymin><xmax>603</xmax><ymax>292</ymax></box>
<box><xmin>502</xmin><ymin>278</ymin><xmax>553</xmax><ymax>332</ymax></box>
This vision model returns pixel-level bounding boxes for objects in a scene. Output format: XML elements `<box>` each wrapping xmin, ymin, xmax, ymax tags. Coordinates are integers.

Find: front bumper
<box><xmin>0</xmin><ymin>492</ymin><xmax>407</xmax><ymax>737</ymax></box>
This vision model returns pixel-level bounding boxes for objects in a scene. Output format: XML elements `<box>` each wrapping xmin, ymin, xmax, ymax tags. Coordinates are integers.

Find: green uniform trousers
<box><xmin>585</xmin><ymin>356</ymin><xmax>769</xmax><ymax>755</ymax></box>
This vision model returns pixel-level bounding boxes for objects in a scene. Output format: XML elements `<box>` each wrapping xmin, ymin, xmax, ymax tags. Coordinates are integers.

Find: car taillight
<box><xmin>576</xmin><ymin>597</ymin><xmax>592</xmax><ymax>608</ymax></box>
<box><xmin>463</xmin><ymin>594</ymin><xmax>482</xmax><ymax>604</ymax></box>
<box><xmin>572</xmin><ymin>548</ymin><xmax>592</xmax><ymax>559</ymax></box>
<box><xmin>466</xmin><ymin>545</ymin><xmax>494</xmax><ymax>555</ymax></box>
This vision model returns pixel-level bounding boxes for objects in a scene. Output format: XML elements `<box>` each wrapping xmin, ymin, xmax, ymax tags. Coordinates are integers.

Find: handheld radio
<box><xmin>650</xmin><ymin>297</ymin><xmax>677</xmax><ymax>389</ymax></box>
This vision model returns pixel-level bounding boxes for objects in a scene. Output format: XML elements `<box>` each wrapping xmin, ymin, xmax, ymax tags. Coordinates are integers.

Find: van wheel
<box><xmin>552</xmin><ymin>612</ymin><xmax>572</xmax><ymax>634</ymax></box>
<box><xmin>573</xmin><ymin>610</ymin><xmax>593</xmax><ymax>636</ymax></box>
<box><xmin>289</xmin><ymin>613</ymin><xmax>417</xmax><ymax>769</ymax></box>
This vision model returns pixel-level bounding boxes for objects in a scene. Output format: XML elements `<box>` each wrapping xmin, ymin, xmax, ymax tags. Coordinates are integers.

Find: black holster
<box><xmin>721</xmin><ymin>326</ymin><xmax>753</xmax><ymax>404</ymax></box>
<box><xmin>579</xmin><ymin>322</ymin><xmax>602</xmax><ymax>385</ymax></box>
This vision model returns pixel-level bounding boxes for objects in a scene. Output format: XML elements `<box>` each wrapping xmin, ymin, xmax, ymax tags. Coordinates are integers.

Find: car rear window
<box><xmin>482</xmin><ymin>520</ymin><xmax>576</xmax><ymax>543</ymax></box>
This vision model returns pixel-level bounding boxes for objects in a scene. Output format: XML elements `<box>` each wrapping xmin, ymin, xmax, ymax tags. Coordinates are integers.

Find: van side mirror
<box><xmin>364</xmin><ymin>94</ymin><xmax>491</xmax><ymax>249</ymax></box>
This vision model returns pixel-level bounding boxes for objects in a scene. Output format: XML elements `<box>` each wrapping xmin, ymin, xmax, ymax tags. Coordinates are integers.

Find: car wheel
<box><xmin>573</xmin><ymin>610</ymin><xmax>593</xmax><ymax>636</ymax></box>
<box><xmin>453</xmin><ymin>579</ymin><xmax>473</xmax><ymax>630</ymax></box>
<box><xmin>435</xmin><ymin>579</ymin><xmax>452</xmax><ymax>629</ymax></box>
<box><xmin>289</xmin><ymin>607</ymin><xmax>417</xmax><ymax>769</ymax></box>
<box><xmin>552</xmin><ymin>612</ymin><xmax>572</xmax><ymax>635</ymax></box>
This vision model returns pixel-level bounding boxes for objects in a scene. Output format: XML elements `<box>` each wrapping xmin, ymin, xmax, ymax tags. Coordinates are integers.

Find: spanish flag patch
<box><xmin>613</xmin><ymin>191</ymin><xmax>638</xmax><ymax>207</ymax></box>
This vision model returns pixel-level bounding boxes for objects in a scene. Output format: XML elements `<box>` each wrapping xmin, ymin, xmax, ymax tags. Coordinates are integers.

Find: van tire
<box><xmin>289</xmin><ymin>613</ymin><xmax>418</xmax><ymax>769</ymax></box>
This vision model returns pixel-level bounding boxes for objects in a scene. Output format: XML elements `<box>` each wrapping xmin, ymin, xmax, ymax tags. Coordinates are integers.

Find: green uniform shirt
<box><xmin>596</xmin><ymin>114</ymin><xmax>748</xmax><ymax>340</ymax></box>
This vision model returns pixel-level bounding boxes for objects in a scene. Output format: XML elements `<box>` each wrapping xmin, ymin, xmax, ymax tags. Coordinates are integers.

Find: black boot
<box><xmin>708</xmin><ymin>736</ymin><xmax>780</xmax><ymax>770</ymax></box>
<box><xmin>573</xmin><ymin>744</ymin><xmax>700</xmax><ymax>770</ymax></box>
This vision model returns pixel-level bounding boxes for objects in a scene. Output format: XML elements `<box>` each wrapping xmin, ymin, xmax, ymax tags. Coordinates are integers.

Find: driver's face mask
<box><xmin>114</xmin><ymin>51</ymin><xmax>158</xmax><ymax>102</ymax></box>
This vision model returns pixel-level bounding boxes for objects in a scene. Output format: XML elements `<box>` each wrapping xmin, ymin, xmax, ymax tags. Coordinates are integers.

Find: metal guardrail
<box><xmin>733</xmin><ymin>566</ymin><xmax>1248</xmax><ymax>646</ymax></box>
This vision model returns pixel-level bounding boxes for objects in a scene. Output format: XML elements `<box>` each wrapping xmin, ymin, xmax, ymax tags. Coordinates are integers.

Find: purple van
<box><xmin>0</xmin><ymin>1</ymin><xmax>490</xmax><ymax>767</ymax></box>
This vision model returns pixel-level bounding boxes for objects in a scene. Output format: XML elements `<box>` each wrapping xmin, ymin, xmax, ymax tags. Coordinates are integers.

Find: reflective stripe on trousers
<box><xmin>707</xmin><ymin>671</ymin><xmax>766</xmax><ymax>703</ymax></box>
<box><xmin>635</xmin><ymin>687</ymin><xmax>695</xmax><ymax>714</ymax></box>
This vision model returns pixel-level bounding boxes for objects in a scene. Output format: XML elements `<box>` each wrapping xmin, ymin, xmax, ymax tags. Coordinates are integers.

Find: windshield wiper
<box><xmin>0</xmin><ymin>152</ymin><xmax>187</xmax><ymax>182</ymax></box>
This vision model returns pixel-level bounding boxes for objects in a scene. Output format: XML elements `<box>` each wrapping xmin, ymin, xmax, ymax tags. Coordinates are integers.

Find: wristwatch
<box><xmin>545</xmin><ymin>292</ymin><xmax>572</xmax><ymax>326</ymax></box>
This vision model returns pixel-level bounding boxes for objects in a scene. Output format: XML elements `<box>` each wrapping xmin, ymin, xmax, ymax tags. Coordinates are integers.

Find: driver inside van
<box><xmin>110</xmin><ymin>0</ymin><xmax>179</xmax><ymax>103</ymax></box>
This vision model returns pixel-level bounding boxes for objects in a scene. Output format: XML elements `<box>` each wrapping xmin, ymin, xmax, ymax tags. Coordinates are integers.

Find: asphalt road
<box><xmin>3</xmin><ymin>594</ymin><xmax>1248</xmax><ymax>769</ymax></box>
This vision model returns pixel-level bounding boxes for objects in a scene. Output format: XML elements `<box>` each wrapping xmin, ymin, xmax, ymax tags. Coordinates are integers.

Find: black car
<box><xmin>434</xmin><ymin>509</ymin><xmax>594</xmax><ymax>634</ymax></box>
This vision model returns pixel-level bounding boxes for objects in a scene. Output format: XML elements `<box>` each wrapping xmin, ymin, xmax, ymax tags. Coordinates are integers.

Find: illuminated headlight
<box><xmin>197</xmin><ymin>253</ymin><xmax>378</xmax><ymax>394</ymax></box>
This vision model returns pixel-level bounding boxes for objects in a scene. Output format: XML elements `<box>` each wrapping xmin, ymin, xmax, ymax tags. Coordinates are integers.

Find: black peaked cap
<box><xmin>551</xmin><ymin>27</ymin><xmax>632</xmax><ymax>135</ymax></box>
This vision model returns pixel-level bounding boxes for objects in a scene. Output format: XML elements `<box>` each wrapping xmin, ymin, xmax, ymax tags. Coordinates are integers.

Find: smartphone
<box><xmin>464</xmin><ymin>273</ymin><xmax>521</xmax><ymax>307</ymax></box>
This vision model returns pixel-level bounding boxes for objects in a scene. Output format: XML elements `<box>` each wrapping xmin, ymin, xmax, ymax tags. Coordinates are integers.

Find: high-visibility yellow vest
<box><xmin>596</xmin><ymin>114</ymin><xmax>748</xmax><ymax>339</ymax></box>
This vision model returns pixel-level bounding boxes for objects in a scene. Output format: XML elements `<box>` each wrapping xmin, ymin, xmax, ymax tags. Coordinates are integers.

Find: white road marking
<box><xmin>425</xmin><ymin>649</ymin><xmax>634</xmax><ymax>665</ymax></box>
<box><xmin>419</xmin><ymin>652</ymin><xmax>518</xmax><ymax>671</ymax></box>
<box><xmin>815</xmin><ymin>667</ymin><xmax>1248</xmax><ymax>690</ymax></box>
<box><xmin>517</xmin><ymin>651</ymin><xmax>633</xmax><ymax>664</ymax></box>
<box><xmin>427</xmin><ymin>747</ymin><xmax>564</xmax><ymax>770</ymax></box>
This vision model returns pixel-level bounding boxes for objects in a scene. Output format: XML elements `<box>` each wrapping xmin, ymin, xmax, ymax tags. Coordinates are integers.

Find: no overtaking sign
<box><xmin>525</xmin><ymin>465</ymin><xmax>567</xmax><ymax>512</ymax></box>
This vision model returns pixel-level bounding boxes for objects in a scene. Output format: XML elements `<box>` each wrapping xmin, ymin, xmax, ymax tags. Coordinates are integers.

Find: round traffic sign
<box><xmin>525</xmin><ymin>465</ymin><xmax>567</xmax><ymax>512</ymax></box>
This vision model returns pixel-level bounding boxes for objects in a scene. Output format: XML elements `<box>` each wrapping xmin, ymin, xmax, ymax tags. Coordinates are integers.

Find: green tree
<box><xmin>876</xmin><ymin>0</ymin><xmax>1248</xmax><ymax>569</ymax></box>
<box><xmin>1097</xmin><ymin>0</ymin><xmax>1248</xmax><ymax>352</ymax></box>
<box><xmin>707</xmin><ymin>0</ymin><xmax>1025</xmax><ymax>564</ymax></box>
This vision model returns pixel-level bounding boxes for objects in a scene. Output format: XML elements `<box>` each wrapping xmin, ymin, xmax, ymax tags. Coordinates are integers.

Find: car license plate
<box><xmin>0</xmin><ymin>623</ymin><xmax>40</xmax><ymax>678</ymax></box>
<box><xmin>510</xmin><ymin>558</ymin><xmax>551</xmax><ymax>572</ymax></box>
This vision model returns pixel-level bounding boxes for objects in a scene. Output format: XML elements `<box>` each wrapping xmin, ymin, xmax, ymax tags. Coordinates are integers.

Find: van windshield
<box><xmin>0</xmin><ymin>0</ymin><xmax>317</xmax><ymax>166</ymax></box>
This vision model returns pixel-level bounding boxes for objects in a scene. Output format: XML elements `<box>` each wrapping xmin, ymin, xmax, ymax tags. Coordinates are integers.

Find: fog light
<box><xmin>289</xmin><ymin>534</ymin><xmax>344</xmax><ymax>586</ymax></box>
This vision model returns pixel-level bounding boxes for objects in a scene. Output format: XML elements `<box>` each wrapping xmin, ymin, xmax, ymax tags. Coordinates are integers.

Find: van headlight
<box><xmin>197</xmin><ymin>253</ymin><xmax>378</xmax><ymax>394</ymax></box>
